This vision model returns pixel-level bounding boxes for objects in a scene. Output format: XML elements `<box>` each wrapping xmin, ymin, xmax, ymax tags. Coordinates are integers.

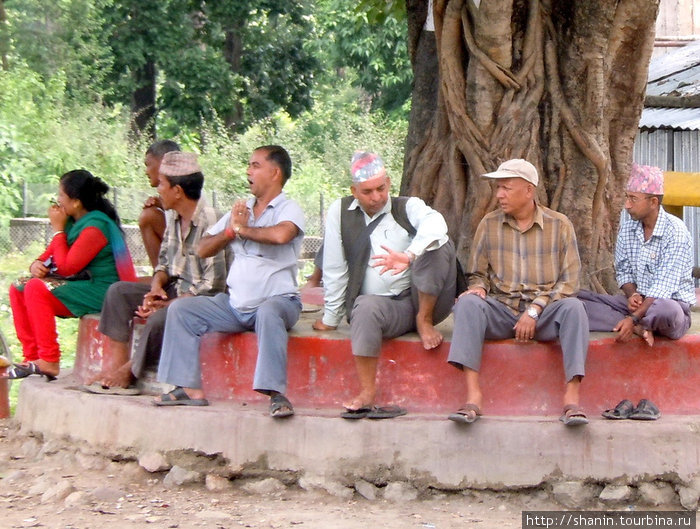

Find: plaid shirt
<box><xmin>154</xmin><ymin>198</ymin><xmax>227</xmax><ymax>296</ymax></box>
<box><xmin>468</xmin><ymin>204</ymin><xmax>581</xmax><ymax>315</ymax></box>
<box><xmin>615</xmin><ymin>207</ymin><xmax>695</xmax><ymax>305</ymax></box>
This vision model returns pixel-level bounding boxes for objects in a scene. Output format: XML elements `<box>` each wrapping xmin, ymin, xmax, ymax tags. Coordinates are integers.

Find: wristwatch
<box><xmin>526</xmin><ymin>305</ymin><xmax>540</xmax><ymax>321</ymax></box>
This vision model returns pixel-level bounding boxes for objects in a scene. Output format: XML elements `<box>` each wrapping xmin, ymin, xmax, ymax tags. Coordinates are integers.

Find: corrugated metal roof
<box><xmin>646</xmin><ymin>40</ymin><xmax>700</xmax><ymax>99</ymax></box>
<box><xmin>639</xmin><ymin>107</ymin><xmax>700</xmax><ymax>130</ymax></box>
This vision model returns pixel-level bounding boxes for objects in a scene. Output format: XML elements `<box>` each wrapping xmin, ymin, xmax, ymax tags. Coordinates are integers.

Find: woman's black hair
<box><xmin>60</xmin><ymin>170</ymin><xmax>122</xmax><ymax>227</ymax></box>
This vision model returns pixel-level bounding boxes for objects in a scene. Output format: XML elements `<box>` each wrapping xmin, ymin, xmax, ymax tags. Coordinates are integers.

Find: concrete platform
<box><xmin>71</xmin><ymin>288</ymin><xmax>700</xmax><ymax>415</ymax></box>
<box><xmin>14</xmin><ymin>375</ymin><xmax>700</xmax><ymax>489</ymax></box>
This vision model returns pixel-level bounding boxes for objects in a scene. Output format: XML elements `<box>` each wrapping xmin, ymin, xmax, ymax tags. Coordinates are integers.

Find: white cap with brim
<box><xmin>482</xmin><ymin>158</ymin><xmax>538</xmax><ymax>187</ymax></box>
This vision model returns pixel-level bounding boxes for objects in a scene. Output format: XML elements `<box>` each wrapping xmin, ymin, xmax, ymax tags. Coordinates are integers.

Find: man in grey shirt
<box><xmin>154</xmin><ymin>145</ymin><xmax>305</xmax><ymax>418</ymax></box>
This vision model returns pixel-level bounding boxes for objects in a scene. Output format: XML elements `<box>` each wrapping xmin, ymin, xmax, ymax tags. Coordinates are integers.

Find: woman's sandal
<box><xmin>1</xmin><ymin>362</ymin><xmax>56</xmax><ymax>382</ymax></box>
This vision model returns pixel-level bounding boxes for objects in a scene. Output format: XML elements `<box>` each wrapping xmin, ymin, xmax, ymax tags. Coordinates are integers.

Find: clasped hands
<box><xmin>136</xmin><ymin>289</ymin><xmax>168</xmax><ymax>318</ymax></box>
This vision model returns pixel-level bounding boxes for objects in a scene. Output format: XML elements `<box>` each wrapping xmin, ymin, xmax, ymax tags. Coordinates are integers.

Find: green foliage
<box><xmin>316</xmin><ymin>0</ymin><xmax>412</xmax><ymax>115</ymax></box>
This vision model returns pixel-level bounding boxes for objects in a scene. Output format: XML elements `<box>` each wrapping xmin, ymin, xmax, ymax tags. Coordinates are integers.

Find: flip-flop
<box><xmin>629</xmin><ymin>399</ymin><xmax>661</xmax><ymax>420</ymax></box>
<box><xmin>602</xmin><ymin>399</ymin><xmax>635</xmax><ymax>420</ymax></box>
<box><xmin>366</xmin><ymin>405</ymin><xmax>407</xmax><ymax>419</ymax></box>
<box><xmin>340</xmin><ymin>407</ymin><xmax>372</xmax><ymax>419</ymax></box>
<box><xmin>560</xmin><ymin>404</ymin><xmax>589</xmax><ymax>426</ymax></box>
<box><xmin>270</xmin><ymin>393</ymin><xmax>294</xmax><ymax>418</ymax></box>
<box><xmin>154</xmin><ymin>386</ymin><xmax>208</xmax><ymax>407</ymax></box>
<box><xmin>81</xmin><ymin>382</ymin><xmax>141</xmax><ymax>396</ymax></box>
<box><xmin>1</xmin><ymin>362</ymin><xmax>56</xmax><ymax>382</ymax></box>
<box><xmin>448</xmin><ymin>403</ymin><xmax>481</xmax><ymax>424</ymax></box>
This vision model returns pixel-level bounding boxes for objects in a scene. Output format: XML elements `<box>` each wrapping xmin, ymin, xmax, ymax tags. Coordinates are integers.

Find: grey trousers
<box><xmin>98</xmin><ymin>281</ymin><xmax>174</xmax><ymax>378</ymax></box>
<box><xmin>577</xmin><ymin>289</ymin><xmax>691</xmax><ymax>340</ymax></box>
<box><xmin>448</xmin><ymin>295</ymin><xmax>588</xmax><ymax>382</ymax></box>
<box><xmin>350</xmin><ymin>240</ymin><xmax>457</xmax><ymax>357</ymax></box>
<box><xmin>157</xmin><ymin>293</ymin><xmax>302</xmax><ymax>394</ymax></box>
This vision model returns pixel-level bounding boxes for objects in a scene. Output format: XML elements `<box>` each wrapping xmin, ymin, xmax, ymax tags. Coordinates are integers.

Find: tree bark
<box><xmin>223</xmin><ymin>24</ymin><xmax>244</xmax><ymax>131</ymax></box>
<box><xmin>130</xmin><ymin>59</ymin><xmax>156</xmax><ymax>139</ymax></box>
<box><xmin>0</xmin><ymin>0</ymin><xmax>9</xmax><ymax>71</ymax></box>
<box><xmin>404</xmin><ymin>0</ymin><xmax>659</xmax><ymax>292</ymax></box>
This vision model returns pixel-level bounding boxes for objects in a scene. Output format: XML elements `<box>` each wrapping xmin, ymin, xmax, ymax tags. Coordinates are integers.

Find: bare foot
<box><xmin>416</xmin><ymin>317</ymin><xmax>443</xmax><ymax>350</ymax></box>
<box><xmin>34</xmin><ymin>359</ymin><xmax>60</xmax><ymax>377</ymax></box>
<box><xmin>100</xmin><ymin>362</ymin><xmax>134</xmax><ymax>388</ymax></box>
<box><xmin>633</xmin><ymin>325</ymin><xmax>654</xmax><ymax>347</ymax></box>
<box><xmin>343</xmin><ymin>394</ymin><xmax>374</xmax><ymax>411</ymax></box>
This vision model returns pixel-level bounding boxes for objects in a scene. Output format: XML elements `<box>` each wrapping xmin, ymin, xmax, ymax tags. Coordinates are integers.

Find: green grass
<box><xmin>0</xmin><ymin>244</ymin><xmax>79</xmax><ymax>415</ymax></box>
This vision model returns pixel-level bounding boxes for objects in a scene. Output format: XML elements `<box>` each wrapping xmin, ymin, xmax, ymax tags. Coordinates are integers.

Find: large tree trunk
<box><xmin>403</xmin><ymin>0</ymin><xmax>659</xmax><ymax>292</ymax></box>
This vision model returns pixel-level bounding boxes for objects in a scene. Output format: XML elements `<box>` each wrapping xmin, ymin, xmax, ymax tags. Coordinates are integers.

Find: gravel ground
<box><xmin>0</xmin><ymin>419</ymin><xmax>562</xmax><ymax>529</ymax></box>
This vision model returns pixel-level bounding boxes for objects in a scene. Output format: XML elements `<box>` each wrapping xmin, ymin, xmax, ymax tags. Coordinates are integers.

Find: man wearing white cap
<box><xmin>86</xmin><ymin>151</ymin><xmax>227</xmax><ymax>393</ymax></box>
<box><xmin>578</xmin><ymin>164</ymin><xmax>695</xmax><ymax>347</ymax></box>
<box><xmin>313</xmin><ymin>151</ymin><xmax>457</xmax><ymax>419</ymax></box>
<box><xmin>448</xmin><ymin>159</ymin><xmax>589</xmax><ymax>426</ymax></box>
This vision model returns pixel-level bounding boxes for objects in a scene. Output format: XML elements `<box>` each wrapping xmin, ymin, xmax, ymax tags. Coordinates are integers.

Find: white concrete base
<box><xmin>16</xmin><ymin>374</ymin><xmax>700</xmax><ymax>490</ymax></box>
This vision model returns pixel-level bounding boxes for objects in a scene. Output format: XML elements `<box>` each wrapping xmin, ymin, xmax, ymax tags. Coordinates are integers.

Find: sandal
<box><xmin>628</xmin><ymin>399</ymin><xmax>661</xmax><ymax>420</ymax></box>
<box><xmin>270</xmin><ymin>393</ymin><xmax>294</xmax><ymax>418</ymax></box>
<box><xmin>154</xmin><ymin>387</ymin><xmax>208</xmax><ymax>407</ymax></box>
<box><xmin>560</xmin><ymin>404</ymin><xmax>588</xmax><ymax>426</ymax></box>
<box><xmin>448</xmin><ymin>403</ymin><xmax>481</xmax><ymax>424</ymax></box>
<box><xmin>602</xmin><ymin>399</ymin><xmax>635</xmax><ymax>420</ymax></box>
<box><xmin>366</xmin><ymin>405</ymin><xmax>407</xmax><ymax>420</ymax></box>
<box><xmin>1</xmin><ymin>362</ymin><xmax>56</xmax><ymax>382</ymax></box>
<box><xmin>340</xmin><ymin>407</ymin><xmax>372</xmax><ymax>420</ymax></box>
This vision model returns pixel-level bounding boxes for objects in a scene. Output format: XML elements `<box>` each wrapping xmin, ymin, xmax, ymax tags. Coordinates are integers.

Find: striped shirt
<box><xmin>154</xmin><ymin>198</ymin><xmax>227</xmax><ymax>297</ymax></box>
<box><xmin>468</xmin><ymin>204</ymin><xmax>581</xmax><ymax>315</ymax></box>
<box><xmin>615</xmin><ymin>206</ymin><xmax>695</xmax><ymax>305</ymax></box>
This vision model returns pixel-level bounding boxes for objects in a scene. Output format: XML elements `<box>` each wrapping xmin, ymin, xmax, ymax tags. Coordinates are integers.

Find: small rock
<box><xmin>241</xmin><ymin>477</ymin><xmax>286</xmax><ymax>495</ymax></box>
<box><xmin>41</xmin><ymin>480</ymin><xmax>75</xmax><ymax>504</ymax></box>
<box><xmin>39</xmin><ymin>439</ymin><xmax>64</xmax><ymax>456</ymax></box>
<box><xmin>163</xmin><ymin>465</ymin><xmax>201</xmax><ymax>488</ymax></box>
<box><xmin>298</xmin><ymin>474</ymin><xmax>353</xmax><ymax>499</ymax></box>
<box><xmin>552</xmin><ymin>481</ymin><xmax>600</xmax><ymax>508</ymax></box>
<box><xmin>75</xmin><ymin>452</ymin><xmax>105</xmax><ymax>471</ymax></box>
<box><xmin>64</xmin><ymin>491</ymin><xmax>91</xmax><ymax>507</ymax></box>
<box><xmin>383</xmin><ymin>482</ymin><xmax>418</xmax><ymax>502</ymax></box>
<box><xmin>638</xmin><ymin>482</ymin><xmax>677</xmax><ymax>506</ymax></box>
<box><xmin>28</xmin><ymin>479</ymin><xmax>51</xmax><ymax>496</ymax></box>
<box><xmin>205</xmin><ymin>474</ymin><xmax>232</xmax><ymax>492</ymax></box>
<box><xmin>139</xmin><ymin>451</ymin><xmax>171</xmax><ymax>473</ymax></box>
<box><xmin>599</xmin><ymin>484</ymin><xmax>634</xmax><ymax>503</ymax></box>
<box><xmin>2</xmin><ymin>469</ymin><xmax>27</xmax><ymax>483</ymax></box>
<box><xmin>20</xmin><ymin>439</ymin><xmax>42</xmax><ymax>459</ymax></box>
<box><xmin>354</xmin><ymin>479</ymin><xmax>378</xmax><ymax>501</ymax></box>
<box><xmin>677</xmin><ymin>486</ymin><xmax>700</xmax><ymax>511</ymax></box>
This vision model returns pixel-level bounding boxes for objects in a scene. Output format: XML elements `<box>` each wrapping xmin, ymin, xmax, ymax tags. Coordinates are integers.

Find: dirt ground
<box><xmin>0</xmin><ymin>418</ymin><xmax>563</xmax><ymax>529</ymax></box>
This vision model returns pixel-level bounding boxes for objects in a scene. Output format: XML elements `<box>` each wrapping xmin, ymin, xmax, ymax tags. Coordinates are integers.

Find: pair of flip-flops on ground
<box><xmin>0</xmin><ymin>361</ymin><xmax>56</xmax><ymax>382</ymax></box>
<box><xmin>341</xmin><ymin>405</ymin><xmax>407</xmax><ymax>420</ymax></box>
<box><xmin>602</xmin><ymin>399</ymin><xmax>660</xmax><ymax>420</ymax></box>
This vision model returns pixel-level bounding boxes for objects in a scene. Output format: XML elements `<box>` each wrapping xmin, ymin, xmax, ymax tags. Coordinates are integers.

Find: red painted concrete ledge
<box><xmin>72</xmin><ymin>287</ymin><xmax>700</xmax><ymax>417</ymax></box>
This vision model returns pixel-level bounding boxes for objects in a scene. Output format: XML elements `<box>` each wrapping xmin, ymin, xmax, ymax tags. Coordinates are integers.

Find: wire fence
<box><xmin>10</xmin><ymin>183</ymin><xmax>325</xmax><ymax>269</ymax></box>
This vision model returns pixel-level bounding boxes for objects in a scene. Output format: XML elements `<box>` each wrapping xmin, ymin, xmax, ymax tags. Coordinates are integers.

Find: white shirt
<box><xmin>208</xmin><ymin>192</ymin><xmax>305</xmax><ymax>312</ymax></box>
<box><xmin>321</xmin><ymin>196</ymin><xmax>449</xmax><ymax>327</ymax></box>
